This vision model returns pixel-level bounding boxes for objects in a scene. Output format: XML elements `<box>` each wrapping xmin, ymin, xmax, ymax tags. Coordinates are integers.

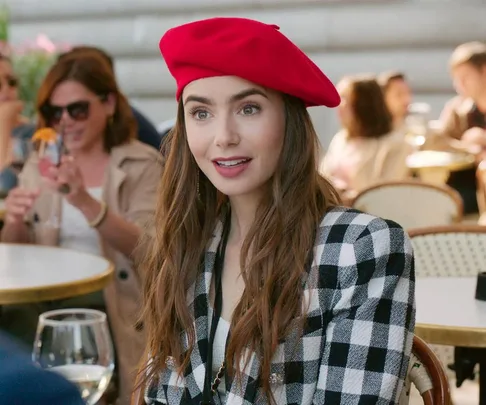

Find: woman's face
<box><xmin>336</xmin><ymin>80</ymin><xmax>353</xmax><ymax>128</ymax></box>
<box><xmin>384</xmin><ymin>78</ymin><xmax>412</xmax><ymax>121</ymax></box>
<box><xmin>0</xmin><ymin>60</ymin><xmax>19</xmax><ymax>103</ymax></box>
<box><xmin>46</xmin><ymin>80</ymin><xmax>115</xmax><ymax>154</ymax></box>
<box><xmin>183</xmin><ymin>76</ymin><xmax>285</xmax><ymax>199</ymax></box>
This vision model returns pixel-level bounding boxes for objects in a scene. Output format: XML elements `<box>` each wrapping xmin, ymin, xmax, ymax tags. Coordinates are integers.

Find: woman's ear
<box><xmin>104</xmin><ymin>93</ymin><xmax>117</xmax><ymax>117</ymax></box>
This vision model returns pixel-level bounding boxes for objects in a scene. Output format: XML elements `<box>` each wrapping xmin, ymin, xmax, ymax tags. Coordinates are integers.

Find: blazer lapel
<box><xmin>183</xmin><ymin>220</ymin><xmax>224</xmax><ymax>401</ymax></box>
<box><xmin>225</xmin><ymin>244</ymin><xmax>319</xmax><ymax>404</ymax></box>
<box><xmin>226</xmin><ymin>349</ymin><xmax>261</xmax><ymax>404</ymax></box>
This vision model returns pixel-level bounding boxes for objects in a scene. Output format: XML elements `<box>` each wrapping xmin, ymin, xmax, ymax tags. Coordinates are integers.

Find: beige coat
<box><xmin>20</xmin><ymin>140</ymin><xmax>161</xmax><ymax>405</ymax></box>
<box><xmin>320</xmin><ymin>129</ymin><xmax>412</xmax><ymax>194</ymax></box>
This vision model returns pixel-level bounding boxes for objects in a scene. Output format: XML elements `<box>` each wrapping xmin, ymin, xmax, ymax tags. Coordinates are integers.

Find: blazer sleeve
<box><xmin>312</xmin><ymin>218</ymin><xmax>415</xmax><ymax>404</ymax></box>
<box><xmin>0</xmin><ymin>332</ymin><xmax>84</xmax><ymax>405</ymax></box>
<box><xmin>122</xmin><ymin>154</ymin><xmax>162</xmax><ymax>231</ymax></box>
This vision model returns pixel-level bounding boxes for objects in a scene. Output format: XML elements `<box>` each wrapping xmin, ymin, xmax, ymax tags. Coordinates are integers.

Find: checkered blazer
<box><xmin>144</xmin><ymin>207</ymin><xmax>415</xmax><ymax>404</ymax></box>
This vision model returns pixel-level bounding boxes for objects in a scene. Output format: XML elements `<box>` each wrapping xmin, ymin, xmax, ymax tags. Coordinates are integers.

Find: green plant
<box><xmin>0</xmin><ymin>5</ymin><xmax>64</xmax><ymax>118</ymax></box>
<box><xmin>0</xmin><ymin>4</ymin><xmax>8</xmax><ymax>43</ymax></box>
<box><xmin>12</xmin><ymin>48</ymin><xmax>58</xmax><ymax>118</ymax></box>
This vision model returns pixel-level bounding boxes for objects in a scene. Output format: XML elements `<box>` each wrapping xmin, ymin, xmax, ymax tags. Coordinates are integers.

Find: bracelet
<box><xmin>88</xmin><ymin>201</ymin><xmax>108</xmax><ymax>228</ymax></box>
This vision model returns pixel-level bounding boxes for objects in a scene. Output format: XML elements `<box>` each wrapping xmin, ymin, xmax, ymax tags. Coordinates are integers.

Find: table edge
<box><xmin>409</xmin><ymin>160</ymin><xmax>474</xmax><ymax>171</ymax></box>
<box><xmin>416</xmin><ymin>322</ymin><xmax>486</xmax><ymax>348</ymax></box>
<box><xmin>0</xmin><ymin>262</ymin><xmax>115</xmax><ymax>305</ymax></box>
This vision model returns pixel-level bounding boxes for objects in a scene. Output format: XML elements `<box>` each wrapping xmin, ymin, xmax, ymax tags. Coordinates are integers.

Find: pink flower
<box><xmin>35</xmin><ymin>34</ymin><xmax>57</xmax><ymax>53</ymax></box>
<box><xmin>9</xmin><ymin>34</ymin><xmax>71</xmax><ymax>56</ymax></box>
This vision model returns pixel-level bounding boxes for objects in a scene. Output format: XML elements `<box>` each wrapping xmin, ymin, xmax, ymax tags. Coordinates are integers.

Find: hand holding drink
<box><xmin>33</xmin><ymin>127</ymin><xmax>72</xmax><ymax>194</ymax></box>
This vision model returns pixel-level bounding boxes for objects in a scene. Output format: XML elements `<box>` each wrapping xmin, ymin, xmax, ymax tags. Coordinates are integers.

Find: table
<box><xmin>0</xmin><ymin>244</ymin><xmax>114</xmax><ymax>305</ymax></box>
<box><xmin>416</xmin><ymin>277</ymin><xmax>486</xmax><ymax>404</ymax></box>
<box><xmin>416</xmin><ymin>277</ymin><xmax>486</xmax><ymax>347</ymax></box>
<box><xmin>407</xmin><ymin>150</ymin><xmax>475</xmax><ymax>185</ymax></box>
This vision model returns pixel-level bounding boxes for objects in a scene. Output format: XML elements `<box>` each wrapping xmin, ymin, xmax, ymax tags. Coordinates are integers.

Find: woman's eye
<box><xmin>241</xmin><ymin>105</ymin><xmax>260</xmax><ymax>115</ymax></box>
<box><xmin>194</xmin><ymin>110</ymin><xmax>209</xmax><ymax>120</ymax></box>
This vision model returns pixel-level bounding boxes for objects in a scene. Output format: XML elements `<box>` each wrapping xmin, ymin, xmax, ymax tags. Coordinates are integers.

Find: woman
<box><xmin>321</xmin><ymin>75</ymin><xmax>412</xmax><ymax>199</ymax></box>
<box><xmin>1</xmin><ymin>54</ymin><xmax>161</xmax><ymax>405</ymax></box>
<box><xmin>378</xmin><ymin>71</ymin><xmax>412</xmax><ymax>131</ymax></box>
<box><xmin>136</xmin><ymin>18</ymin><xmax>415</xmax><ymax>405</ymax></box>
<box><xmin>0</xmin><ymin>54</ymin><xmax>35</xmax><ymax>194</ymax></box>
<box><xmin>58</xmin><ymin>46</ymin><xmax>164</xmax><ymax>151</ymax></box>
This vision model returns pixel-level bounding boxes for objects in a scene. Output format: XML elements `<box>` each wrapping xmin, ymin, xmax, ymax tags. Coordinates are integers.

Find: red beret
<box><xmin>159</xmin><ymin>17</ymin><xmax>340</xmax><ymax>108</ymax></box>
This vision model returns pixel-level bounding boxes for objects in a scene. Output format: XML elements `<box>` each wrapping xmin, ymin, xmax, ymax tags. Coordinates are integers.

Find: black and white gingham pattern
<box><xmin>145</xmin><ymin>207</ymin><xmax>415</xmax><ymax>404</ymax></box>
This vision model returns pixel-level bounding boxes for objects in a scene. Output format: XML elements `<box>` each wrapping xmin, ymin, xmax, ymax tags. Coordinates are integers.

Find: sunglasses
<box><xmin>0</xmin><ymin>75</ymin><xmax>18</xmax><ymax>91</ymax></box>
<box><xmin>40</xmin><ymin>100</ymin><xmax>91</xmax><ymax>125</ymax></box>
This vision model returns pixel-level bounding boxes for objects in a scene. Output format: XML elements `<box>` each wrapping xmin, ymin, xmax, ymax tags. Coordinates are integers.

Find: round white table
<box><xmin>417</xmin><ymin>276</ymin><xmax>486</xmax><ymax>405</ymax></box>
<box><xmin>0</xmin><ymin>244</ymin><xmax>114</xmax><ymax>305</ymax></box>
<box><xmin>416</xmin><ymin>276</ymin><xmax>486</xmax><ymax>347</ymax></box>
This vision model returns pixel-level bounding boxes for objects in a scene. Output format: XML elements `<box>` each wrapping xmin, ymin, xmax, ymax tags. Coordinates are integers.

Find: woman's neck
<box><xmin>71</xmin><ymin>146</ymin><xmax>110</xmax><ymax>188</ymax></box>
<box><xmin>393</xmin><ymin>116</ymin><xmax>406</xmax><ymax>131</ymax></box>
<box><xmin>228</xmin><ymin>193</ymin><xmax>261</xmax><ymax>245</ymax></box>
<box><xmin>475</xmin><ymin>93</ymin><xmax>486</xmax><ymax>114</ymax></box>
<box><xmin>70</xmin><ymin>140</ymin><xmax>108</xmax><ymax>164</ymax></box>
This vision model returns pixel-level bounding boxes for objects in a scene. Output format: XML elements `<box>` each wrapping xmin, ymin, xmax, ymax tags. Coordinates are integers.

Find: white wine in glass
<box><xmin>32</xmin><ymin>309</ymin><xmax>115</xmax><ymax>405</ymax></box>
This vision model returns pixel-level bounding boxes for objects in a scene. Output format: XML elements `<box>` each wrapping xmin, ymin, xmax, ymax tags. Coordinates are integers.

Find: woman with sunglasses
<box><xmin>134</xmin><ymin>17</ymin><xmax>415</xmax><ymax>405</ymax></box>
<box><xmin>0</xmin><ymin>54</ymin><xmax>35</xmax><ymax>195</ymax></box>
<box><xmin>1</xmin><ymin>54</ymin><xmax>161</xmax><ymax>405</ymax></box>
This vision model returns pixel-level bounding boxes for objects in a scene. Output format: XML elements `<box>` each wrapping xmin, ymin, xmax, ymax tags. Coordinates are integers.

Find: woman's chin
<box><xmin>209</xmin><ymin>179</ymin><xmax>265</xmax><ymax>200</ymax></box>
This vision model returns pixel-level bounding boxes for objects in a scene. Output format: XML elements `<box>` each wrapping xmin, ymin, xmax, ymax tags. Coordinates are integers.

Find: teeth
<box><xmin>217</xmin><ymin>159</ymin><xmax>249</xmax><ymax>167</ymax></box>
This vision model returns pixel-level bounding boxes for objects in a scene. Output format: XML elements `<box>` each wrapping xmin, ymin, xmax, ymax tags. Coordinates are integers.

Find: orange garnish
<box><xmin>32</xmin><ymin>127</ymin><xmax>57</xmax><ymax>143</ymax></box>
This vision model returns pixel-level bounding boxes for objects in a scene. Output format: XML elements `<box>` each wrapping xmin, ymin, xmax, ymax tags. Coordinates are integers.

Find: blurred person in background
<box><xmin>441</xmin><ymin>41</ymin><xmax>486</xmax><ymax>148</ymax></box>
<box><xmin>0</xmin><ymin>331</ymin><xmax>84</xmax><ymax>405</ymax></box>
<box><xmin>436</xmin><ymin>41</ymin><xmax>486</xmax><ymax>214</ymax></box>
<box><xmin>378</xmin><ymin>70</ymin><xmax>412</xmax><ymax>131</ymax></box>
<box><xmin>0</xmin><ymin>54</ymin><xmax>161</xmax><ymax>405</ymax></box>
<box><xmin>320</xmin><ymin>74</ymin><xmax>411</xmax><ymax>201</ymax></box>
<box><xmin>59</xmin><ymin>46</ymin><xmax>164</xmax><ymax>151</ymax></box>
<box><xmin>0</xmin><ymin>54</ymin><xmax>35</xmax><ymax>195</ymax></box>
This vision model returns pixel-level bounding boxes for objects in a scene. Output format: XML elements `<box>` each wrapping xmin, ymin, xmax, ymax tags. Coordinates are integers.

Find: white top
<box><xmin>60</xmin><ymin>187</ymin><xmax>103</xmax><ymax>256</ymax></box>
<box><xmin>416</xmin><ymin>277</ymin><xmax>486</xmax><ymax>330</ymax></box>
<box><xmin>210</xmin><ymin>309</ymin><xmax>231</xmax><ymax>402</ymax></box>
<box><xmin>0</xmin><ymin>244</ymin><xmax>112</xmax><ymax>303</ymax></box>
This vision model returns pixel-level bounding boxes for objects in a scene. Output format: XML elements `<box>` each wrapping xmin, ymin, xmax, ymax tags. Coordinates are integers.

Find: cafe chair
<box><xmin>409</xmin><ymin>224</ymin><xmax>486</xmax><ymax>278</ymax></box>
<box><xmin>400</xmin><ymin>335</ymin><xmax>452</xmax><ymax>405</ymax></box>
<box><xmin>477</xmin><ymin>159</ymin><xmax>486</xmax><ymax>225</ymax></box>
<box><xmin>350</xmin><ymin>180</ymin><xmax>463</xmax><ymax>229</ymax></box>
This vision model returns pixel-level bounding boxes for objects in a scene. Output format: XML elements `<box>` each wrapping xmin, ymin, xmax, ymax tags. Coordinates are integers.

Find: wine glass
<box><xmin>32</xmin><ymin>309</ymin><xmax>115</xmax><ymax>405</ymax></box>
<box><xmin>405</xmin><ymin>102</ymin><xmax>431</xmax><ymax>150</ymax></box>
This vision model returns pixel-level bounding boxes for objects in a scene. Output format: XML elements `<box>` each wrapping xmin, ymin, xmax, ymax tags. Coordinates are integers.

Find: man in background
<box><xmin>440</xmin><ymin>41</ymin><xmax>486</xmax><ymax>149</ymax></box>
<box><xmin>58</xmin><ymin>46</ymin><xmax>164</xmax><ymax>150</ymax></box>
<box><xmin>438</xmin><ymin>41</ymin><xmax>486</xmax><ymax>214</ymax></box>
<box><xmin>0</xmin><ymin>332</ymin><xmax>84</xmax><ymax>404</ymax></box>
<box><xmin>378</xmin><ymin>71</ymin><xmax>412</xmax><ymax>130</ymax></box>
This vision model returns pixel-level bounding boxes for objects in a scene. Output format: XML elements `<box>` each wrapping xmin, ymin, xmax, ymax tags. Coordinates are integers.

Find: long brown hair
<box><xmin>137</xmin><ymin>94</ymin><xmax>340</xmax><ymax>403</ymax></box>
<box><xmin>341</xmin><ymin>75</ymin><xmax>393</xmax><ymax>139</ymax></box>
<box><xmin>36</xmin><ymin>54</ymin><xmax>136</xmax><ymax>151</ymax></box>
